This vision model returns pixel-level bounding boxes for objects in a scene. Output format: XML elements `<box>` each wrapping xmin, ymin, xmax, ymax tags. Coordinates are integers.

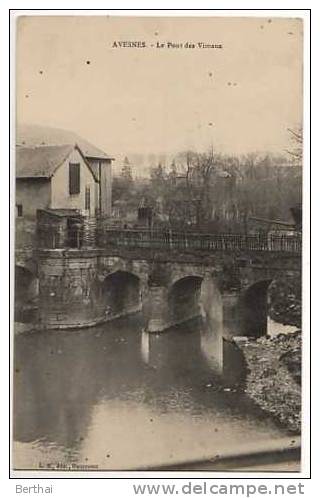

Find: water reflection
<box><xmin>201</xmin><ymin>327</ymin><xmax>223</xmax><ymax>373</ymax></box>
<box><xmin>14</xmin><ymin>314</ymin><xmax>290</xmax><ymax>470</ymax></box>
<box><xmin>141</xmin><ymin>319</ymin><xmax>212</xmax><ymax>375</ymax></box>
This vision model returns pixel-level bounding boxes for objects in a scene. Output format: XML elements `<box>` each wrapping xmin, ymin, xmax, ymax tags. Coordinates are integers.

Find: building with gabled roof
<box><xmin>16</xmin><ymin>143</ymin><xmax>99</xmax><ymax>218</ymax></box>
<box><xmin>16</xmin><ymin>124</ymin><xmax>114</xmax><ymax>217</ymax></box>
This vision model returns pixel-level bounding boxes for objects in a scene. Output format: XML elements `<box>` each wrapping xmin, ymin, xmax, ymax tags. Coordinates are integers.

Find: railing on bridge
<box><xmin>36</xmin><ymin>223</ymin><xmax>302</xmax><ymax>253</ymax></box>
<box><xmin>97</xmin><ymin>228</ymin><xmax>302</xmax><ymax>253</ymax></box>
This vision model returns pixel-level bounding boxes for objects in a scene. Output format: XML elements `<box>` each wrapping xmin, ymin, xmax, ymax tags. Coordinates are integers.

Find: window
<box><xmin>85</xmin><ymin>186</ymin><xmax>91</xmax><ymax>210</ymax></box>
<box><xmin>17</xmin><ymin>204</ymin><xmax>23</xmax><ymax>217</ymax></box>
<box><xmin>69</xmin><ymin>163</ymin><xmax>80</xmax><ymax>195</ymax></box>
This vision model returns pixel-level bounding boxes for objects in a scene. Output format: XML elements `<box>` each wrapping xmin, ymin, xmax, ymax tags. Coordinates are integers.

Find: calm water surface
<box><xmin>14</xmin><ymin>314</ymin><xmax>292</xmax><ymax>470</ymax></box>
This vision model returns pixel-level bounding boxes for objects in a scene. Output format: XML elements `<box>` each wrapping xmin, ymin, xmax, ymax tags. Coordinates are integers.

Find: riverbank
<box><xmin>237</xmin><ymin>330</ymin><xmax>301</xmax><ymax>433</ymax></box>
<box><xmin>268</xmin><ymin>276</ymin><xmax>301</xmax><ymax>327</ymax></box>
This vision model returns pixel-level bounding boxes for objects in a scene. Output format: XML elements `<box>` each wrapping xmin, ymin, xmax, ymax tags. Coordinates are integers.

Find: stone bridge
<box><xmin>15</xmin><ymin>244</ymin><xmax>301</xmax><ymax>340</ymax></box>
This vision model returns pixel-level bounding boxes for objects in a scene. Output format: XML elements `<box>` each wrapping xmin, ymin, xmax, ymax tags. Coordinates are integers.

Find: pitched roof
<box><xmin>76</xmin><ymin>139</ymin><xmax>114</xmax><ymax>160</ymax></box>
<box><xmin>16</xmin><ymin>144</ymin><xmax>98</xmax><ymax>181</ymax></box>
<box><xmin>16</xmin><ymin>124</ymin><xmax>114</xmax><ymax>161</ymax></box>
<box><xmin>16</xmin><ymin>145</ymin><xmax>74</xmax><ymax>178</ymax></box>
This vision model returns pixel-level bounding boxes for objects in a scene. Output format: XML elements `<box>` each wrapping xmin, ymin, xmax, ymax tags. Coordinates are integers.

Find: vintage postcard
<box><xmin>12</xmin><ymin>13</ymin><xmax>306</xmax><ymax>474</ymax></box>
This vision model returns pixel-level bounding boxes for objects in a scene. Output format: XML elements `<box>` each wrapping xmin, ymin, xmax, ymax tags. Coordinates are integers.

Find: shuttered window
<box><xmin>69</xmin><ymin>163</ymin><xmax>80</xmax><ymax>195</ymax></box>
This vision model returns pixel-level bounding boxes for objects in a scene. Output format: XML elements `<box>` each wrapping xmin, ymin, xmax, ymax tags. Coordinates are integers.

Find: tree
<box><xmin>121</xmin><ymin>156</ymin><xmax>133</xmax><ymax>182</ymax></box>
<box><xmin>151</xmin><ymin>162</ymin><xmax>166</xmax><ymax>182</ymax></box>
<box><xmin>285</xmin><ymin>127</ymin><xmax>303</xmax><ymax>163</ymax></box>
<box><xmin>168</xmin><ymin>160</ymin><xmax>177</xmax><ymax>185</ymax></box>
<box><xmin>150</xmin><ymin>162</ymin><xmax>167</xmax><ymax>196</ymax></box>
<box><xmin>183</xmin><ymin>148</ymin><xmax>221</xmax><ymax>224</ymax></box>
<box><xmin>112</xmin><ymin>157</ymin><xmax>134</xmax><ymax>205</ymax></box>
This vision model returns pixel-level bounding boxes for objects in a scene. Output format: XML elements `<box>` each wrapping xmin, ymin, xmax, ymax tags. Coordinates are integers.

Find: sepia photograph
<box><xmin>12</xmin><ymin>13</ymin><xmax>306</xmax><ymax>473</ymax></box>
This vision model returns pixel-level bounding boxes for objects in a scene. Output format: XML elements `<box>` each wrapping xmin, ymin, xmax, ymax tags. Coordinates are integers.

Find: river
<box><xmin>13</xmin><ymin>314</ymin><xmax>294</xmax><ymax>471</ymax></box>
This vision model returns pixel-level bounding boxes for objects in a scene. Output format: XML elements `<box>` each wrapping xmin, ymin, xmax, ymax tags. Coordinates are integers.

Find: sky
<box><xmin>16</xmin><ymin>15</ymin><xmax>303</xmax><ymax>162</ymax></box>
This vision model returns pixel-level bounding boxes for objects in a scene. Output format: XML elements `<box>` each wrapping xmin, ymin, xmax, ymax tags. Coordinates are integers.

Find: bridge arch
<box><xmin>168</xmin><ymin>275</ymin><xmax>204</xmax><ymax>326</ymax></box>
<box><xmin>100</xmin><ymin>270</ymin><xmax>142</xmax><ymax>320</ymax></box>
<box><xmin>170</xmin><ymin>271</ymin><xmax>205</xmax><ymax>288</ymax></box>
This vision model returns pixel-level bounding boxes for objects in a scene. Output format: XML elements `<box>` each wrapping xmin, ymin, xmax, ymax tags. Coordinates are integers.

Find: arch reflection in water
<box><xmin>14</xmin><ymin>314</ymin><xmax>289</xmax><ymax>470</ymax></box>
<box><xmin>200</xmin><ymin>327</ymin><xmax>223</xmax><ymax>373</ymax></box>
<box><xmin>140</xmin><ymin>328</ymin><xmax>150</xmax><ymax>364</ymax></box>
<box><xmin>141</xmin><ymin>322</ymin><xmax>223</xmax><ymax>379</ymax></box>
<box><xmin>140</xmin><ymin>322</ymin><xmax>203</xmax><ymax>373</ymax></box>
<box><xmin>200</xmin><ymin>273</ymin><xmax>223</xmax><ymax>373</ymax></box>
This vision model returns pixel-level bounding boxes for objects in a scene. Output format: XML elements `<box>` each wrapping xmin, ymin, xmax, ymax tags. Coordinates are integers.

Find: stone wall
<box><xmin>38</xmin><ymin>250</ymin><xmax>104</xmax><ymax>329</ymax></box>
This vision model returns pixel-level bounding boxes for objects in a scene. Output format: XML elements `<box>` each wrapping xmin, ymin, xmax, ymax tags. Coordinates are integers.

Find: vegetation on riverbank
<box><xmin>238</xmin><ymin>331</ymin><xmax>301</xmax><ymax>433</ymax></box>
<box><xmin>268</xmin><ymin>275</ymin><xmax>301</xmax><ymax>328</ymax></box>
<box><xmin>237</xmin><ymin>274</ymin><xmax>302</xmax><ymax>434</ymax></box>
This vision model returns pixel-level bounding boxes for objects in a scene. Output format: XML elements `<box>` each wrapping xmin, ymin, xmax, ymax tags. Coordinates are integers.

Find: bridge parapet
<box><xmin>35</xmin><ymin>214</ymin><xmax>302</xmax><ymax>255</ymax></box>
<box><xmin>98</xmin><ymin>228</ymin><xmax>302</xmax><ymax>254</ymax></box>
